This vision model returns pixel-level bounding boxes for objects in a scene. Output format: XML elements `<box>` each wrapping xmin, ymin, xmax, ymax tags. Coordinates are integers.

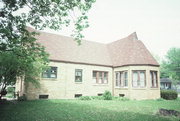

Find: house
<box><xmin>160</xmin><ymin>78</ymin><xmax>172</xmax><ymax>89</ymax></box>
<box><xmin>16</xmin><ymin>29</ymin><xmax>160</xmax><ymax>100</ymax></box>
<box><xmin>160</xmin><ymin>78</ymin><xmax>180</xmax><ymax>92</ymax></box>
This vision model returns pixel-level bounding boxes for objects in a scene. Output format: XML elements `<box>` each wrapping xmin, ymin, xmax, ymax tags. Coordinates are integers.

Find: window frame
<box><xmin>42</xmin><ymin>66</ymin><xmax>57</xmax><ymax>79</ymax></box>
<box><xmin>92</xmin><ymin>71</ymin><xmax>108</xmax><ymax>84</ymax></box>
<box><xmin>132</xmin><ymin>70</ymin><xmax>146</xmax><ymax>88</ymax></box>
<box><xmin>115</xmin><ymin>71</ymin><xmax>128</xmax><ymax>87</ymax></box>
<box><xmin>75</xmin><ymin>69</ymin><xmax>83</xmax><ymax>82</ymax></box>
<box><xmin>150</xmin><ymin>71</ymin><xmax>158</xmax><ymax>88</ymax></box>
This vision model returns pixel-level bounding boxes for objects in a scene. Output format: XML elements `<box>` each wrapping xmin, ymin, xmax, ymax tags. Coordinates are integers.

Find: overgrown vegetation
<box><xmin>0</xmin><ymin>99</ymin><xmax>180</xmax><ymax>121</ymax></box>
<box><xmin>161</xmin><ymin>90</ymin><xmax>178</xmax><ymax>100</ymax></box>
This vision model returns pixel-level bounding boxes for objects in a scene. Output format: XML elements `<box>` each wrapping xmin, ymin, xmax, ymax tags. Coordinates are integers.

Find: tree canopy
<box><xmin>0</xmin><ymin>0</ymin><xmax>95</xmax><ymax>94</ymax></box>
<box><xmin>161</xmin><ymin>48</ymin><xmax>180</xmax><ymax>86</ymax></box>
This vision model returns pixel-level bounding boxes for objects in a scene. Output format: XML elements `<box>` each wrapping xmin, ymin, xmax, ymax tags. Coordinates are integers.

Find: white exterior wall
<box><xmin>20</xmin><ymin>61</ymin><xmax>160</xmax><ymax>100</ymax></box>
<box><xmin>113</xmin><ymin>66</ymin><xmax>160</xmax><ymax>100</ymax></box>
<box><xmin>25</xmin><ymin>61</ymin><xmax>113</xmax><ymax>100</ymax></box>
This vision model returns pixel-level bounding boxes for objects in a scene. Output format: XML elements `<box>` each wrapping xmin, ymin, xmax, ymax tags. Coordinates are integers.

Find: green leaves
<box><xmin>161</xmin><ymin>48</ymin><xmax>180</xmax><ymax>87</ymax></box>
<box><xmin>0</xmin><ymin>0</ymin><xmax>95</xmax><ymax>91</ymax></box>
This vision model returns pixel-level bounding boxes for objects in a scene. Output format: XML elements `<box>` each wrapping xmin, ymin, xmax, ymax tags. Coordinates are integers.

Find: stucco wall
<box><xmin>113</xmin><ymin>66</ymin><xmax>160</xmax><ymax>100</ymax></box>
<box><xmin>25</xmin><ymin>61</ymin><xmax>113</xmax><ymax>100</ymax></box>
<box><xmin>22</xmin><ymin>62</ymin><xmax>160</xmax><ymax>100</ymax></box>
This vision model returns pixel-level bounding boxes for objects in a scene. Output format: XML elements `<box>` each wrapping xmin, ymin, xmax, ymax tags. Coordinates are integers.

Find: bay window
<box><xmin>132</xmin><ymin>70</ymin><xmax>146</xmax><ymax>87</ymax></box>
<box><xmin>115</xmin><ymin>71</ymin><xmax>128</xmax><ymax>87</ymax></box>
<box><xmin>150</xmin><ymin>71</ymin><xmax>158</xmax><ymax>88</ymax></box>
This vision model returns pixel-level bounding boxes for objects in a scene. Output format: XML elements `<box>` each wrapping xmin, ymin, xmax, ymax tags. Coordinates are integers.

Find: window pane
<box><xmin>98</xmin><ymin>72</ymin><xmax>102</xmax><ymax>83</ymax></box>
<box><xmin>140</xmin><ymin>72</ymin><xmax>145</xmax><ymax>87</ymax></box>
<box><xmin>42</xmin><ymin>66</ymin><xmax>57</xmax><ymax>78</ymax></box>
<box><xmin>120</xmin><ymin>72</ymin><xmax>123</xmax><ymax>86</ymax></box>
<box><xmin>153</xmin><ymin>72</ymin><xmax>157</xmax><ymax>87</ymax></box>
<box><xmin>42</xmin><ymin>73</ymin><xmax>49</xmax><ymax>78</ymax></box>
<box><xmin>104</xmin><ymin>72</ymin><xmax>108</xmax><ymax>83</ymax></box>
<box><xmin>75</xmin><ymin>69</ymin><xmax>82</xmax><ymax>82</ymax></box>
<box><xmin>116</xmin><ymin>72</ymin><xmax>119</xmax><ymax>86</ymax></box>
<box><xmin>93</xmin><ymin>71</ymin><xmax>96</xmax><ymax>78</ymax></box>
<box><xmin>133</xmin><ymin>72</ymin><xmax>138</xmax><ymax>87</ymax></box>
<box><xmin>124</xmin><ymin>72</ymin><xmax>128</xmax><ymax>87</ymax></box>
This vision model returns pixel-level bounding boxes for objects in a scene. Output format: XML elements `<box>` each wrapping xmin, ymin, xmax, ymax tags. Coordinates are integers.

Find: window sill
<box><xmin>93</xmin><ymin>83</ymin><xmax>109</xmax><ymax>86</ymax></box>
<box><xmin>75</xmin><ymin>82</ymin><xmax>83</xmax><ymax>84</ymax></box>
<box><xmin>41</xmin><ymin>78</ymin><xmax>58</xmax><ymax>81</ymax></box>
<box><xmin>150</xmin><ymin>87</ymin><xmax>159</xmax><ymax>90</ymax></box>
<box><xmin>115</xmin><ymin>87</ymin><xmax>129</xmax><ymax>90</ymax></box>
<box><xmin>132</xmin><ymin>87</ymin><xmax>147</xmax><ymax>90</ymax></box>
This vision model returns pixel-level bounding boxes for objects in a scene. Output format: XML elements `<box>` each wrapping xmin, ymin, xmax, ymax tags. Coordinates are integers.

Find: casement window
<box><xmin>132</xmin><ymin>70</ymin><xmax>146</xmax><ymax>87</ymax></box>
<box><xmin>92</xmin><ymin>71</ymin><xmax>108</xmax><ymax>84</ymax></box>
<box><xmin>42</xmin><ymin>66</ymin><xmax>57</xmax><ymax>78</ymax></box>
<box><xmin>150</xmin><ymin>71</ymin><xmax>158</xmax><ymax>88</ymax></box>
<box><xmin>75</xmin><ymin>69</ymin><xmax>82</xmax><ymax>82</ymax></box>
<box><xmin>115</xmin><ymin>71</ymin><xmax>128</xmax><ymax>87</ymax></box>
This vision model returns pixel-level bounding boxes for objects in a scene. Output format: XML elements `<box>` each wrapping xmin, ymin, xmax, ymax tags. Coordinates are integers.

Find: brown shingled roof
<box><xmin>29</xmin><ymin>27</ymin><xmax>159</xmax><ymax>67</ymax></box>
<box><xmin>108</xmin><ymin>32</ymin><xmax>159</xmax><ymax>67</ymax></box>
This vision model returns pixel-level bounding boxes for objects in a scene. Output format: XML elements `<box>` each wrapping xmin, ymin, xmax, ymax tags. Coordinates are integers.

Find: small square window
<box><xmin>42</xmin><ymin>67</ymin><xmax>57</xmax><ymax>78</ymax></box>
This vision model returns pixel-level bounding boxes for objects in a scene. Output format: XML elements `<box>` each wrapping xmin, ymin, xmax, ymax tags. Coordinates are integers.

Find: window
<box><xmin>97</xmin><ymin>93</ymin><xmax>103</xmax><ymax>96</ymax></box>
<box><xmin>42</xmin><ymin>67</ymin><xmax>57</xmax><ymax>78</ymax></box>
<box><xmin>132</xmin><ymin>71</ymin><xmax>146</xmax><ymax>87</ymax></box>
<box><xmin>150</xmin><ymin>71</ymin><xmax>158</xmax><ymax>88</ymax></box>
<box><xmin>115</xmin><ymin>71</ymin><xmax>128</xmax><ymax>87</ymax></box>
<box><xmin>74</xmin><ymin>94</ymin><xmax>82</xmax><ymax>98</ymax></box>
<box><xmin>39</xmin><ymin>95</ymin><xmax>49</xmax><ymax>99</ymax></box>
<box><xmin>92</xmin><ymin>71</ymin><xmax>108</xmax><ymax>84</ymax></box>
<box><xmin>75</xmin><ymin>69</ymin><xmax>82</xmax><ymax>82</ymax></box>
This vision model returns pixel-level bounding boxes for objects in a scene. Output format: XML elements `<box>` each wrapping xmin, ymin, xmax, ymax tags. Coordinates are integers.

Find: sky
<box><xmin>45</xmin><ymin>0</ymin><xmax>180</xmax><ymax>60</ymax></box>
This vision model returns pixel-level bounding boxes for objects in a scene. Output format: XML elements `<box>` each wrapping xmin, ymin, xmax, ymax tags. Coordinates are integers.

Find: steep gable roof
<box><xmin>29</xmin><ymin>27</ymin><xmax>159</xmax><ymax>67</ymax></box>
<box><xmin>108</xmin><ymin>32</ymin><xmax>159</xmax><ymax>67</ymax></box>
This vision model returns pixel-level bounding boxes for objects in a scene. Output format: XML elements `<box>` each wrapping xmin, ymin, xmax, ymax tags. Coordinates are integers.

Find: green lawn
<box><xmin>0</xmin><ymin>99</ymin><xmax>180</xmax><ymax>121</ymax></box>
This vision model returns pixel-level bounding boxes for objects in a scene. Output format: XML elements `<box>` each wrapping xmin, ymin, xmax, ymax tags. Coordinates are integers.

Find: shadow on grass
<box><xmin>0</xmin><ymin>99</ymin><xmax>179</xmax><ymax>121</ymax></box>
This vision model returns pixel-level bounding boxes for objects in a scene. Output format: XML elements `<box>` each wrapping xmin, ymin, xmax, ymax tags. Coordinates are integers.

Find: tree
<box><xmin>0</xmin><ymin>0</ymin><xmax>95</xmax><ymax>97</ymax></box>
<box><xmin>161</xmin><ymin>48</ymin><xmax>180</xmax><ymax>88</ymax></box>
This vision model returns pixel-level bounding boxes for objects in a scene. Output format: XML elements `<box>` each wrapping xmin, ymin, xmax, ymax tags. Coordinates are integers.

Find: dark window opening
<box><xmin>74</xmin><ymin>94</ymin><xmax>82</xmax><ymax>98</ymax></box>
<box><xmin>119</xmin><ymin>94</ymin><xmax>125</xmax><ymax>97</ymax></box>
<box><xmin>98</xmin><ymin>93</ymin><xmax>103</xmax><ymax>96</ymax></box>
<box><xmin>39</xmin><ymin>95</ymin><xmax>49</xmax><ymax>99</ymax></box>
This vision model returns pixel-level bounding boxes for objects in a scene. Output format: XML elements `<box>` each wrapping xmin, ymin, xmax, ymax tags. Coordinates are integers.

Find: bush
<box><xmin>7</xmin><ymin>87</ymin><xmax>15</xmax><ymax>93</ymax></box>
<box><xmin>79</xmin><ymin>96</ymin><xmax>91</xmax><ymax>100</ymax></box>
<box><xmin>18</xmin><ymin>95</ymin><xmax>27</xmax><ymax>101</ymax></box>
<box><xmin>161</xmin><ymin>90</ymin><xmax>178</xmax><ymax>100</ymax></box>
<box><xmin>103</xmin><ymin>90</ymin><xmax>112</xmax><ymax>100</ymax></box>
<box><xmin>113</xmin><ymin>96</ymin><xmax>130</xmax><ymax>101</ymax></box>
<box><xmin>91</xmin><ymin>96</ymin><xmax>104</xmax><ymax>100</ymax></box>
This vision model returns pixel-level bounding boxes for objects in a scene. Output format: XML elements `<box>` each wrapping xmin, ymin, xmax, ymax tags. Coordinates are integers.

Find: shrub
<box><xmin>161</xmin><ymin>90</ymin><xmax>178</xmax><ymax>100</ymax></box>
<box><xmin>103</xmin><ymin>90</ymin><xmax>112</xmax><ymax>100</ymax></box>
<box><xmin>18</xmin><ymin>95</ymin><xmax>27</xmax><ymax>101</ymax></box>
<box><xmin>91</xmin><ymin>96</ymin><xmax>104</xmax><ymax>100</ymax></box>
<box><xmin>113</xmin><ymin>96</ymin><xmax>130</xmax><ymax>101</ymax></box>
<box><xmin>7</xmin><ymin>87</ymin><xmax>15</xmax><ymax>93</ymax></box>
<box><xmin>79</xmin><ymin>96</ymin><xmax>91</xmax><ymax>100</ymax></box>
